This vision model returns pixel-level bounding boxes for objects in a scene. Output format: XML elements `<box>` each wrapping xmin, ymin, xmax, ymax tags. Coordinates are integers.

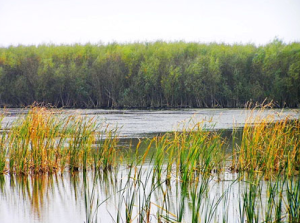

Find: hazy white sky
<box><xmin>0</xmin><ymin>0</ymin><xmax>299</xmax><ymax>46</ymax></box>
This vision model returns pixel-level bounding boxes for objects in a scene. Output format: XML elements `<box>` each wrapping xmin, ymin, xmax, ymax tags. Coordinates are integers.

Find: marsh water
<box><xmin>1</xmin><ymin>108</ymin><xmax>299</xmax><ymax>137</ymax></box>
<box><xmin>0</xmin><ymin>108</ymin><xmax>299</xmax><ymax>223</ymax></box>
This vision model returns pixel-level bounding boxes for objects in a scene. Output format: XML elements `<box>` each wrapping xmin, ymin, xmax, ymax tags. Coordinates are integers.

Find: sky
<box><xmin>0</xmin><ymin>0</ymin><xmax>299</xmax><ymax>46</ymax></box>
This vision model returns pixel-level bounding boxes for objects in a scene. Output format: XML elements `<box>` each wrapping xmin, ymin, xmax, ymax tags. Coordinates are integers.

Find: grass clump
<box><xmin>1</xmin><ymin>107</ymin><xmax>120</xmax><ymax>175</ymax></box>
<box><xmin>232</xmin><ymin>112</ymin><xmax>300</xmax><ymax>177</ymax></box>
<box><xmin>149</xmin><ymin>123</ymin><xmax>226</xmax><ymax>185</ymax></box>
<box><xmin>8</xmin><ymin>107</ymin><xmax>64</xmax><ymax>174</ymax></box>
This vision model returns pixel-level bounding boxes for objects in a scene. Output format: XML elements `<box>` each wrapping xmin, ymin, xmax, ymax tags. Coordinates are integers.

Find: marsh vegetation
<box><xmin>0</xmin><ymin>106</ymin><xmax>299</xmax><ymax>222</ymax></box>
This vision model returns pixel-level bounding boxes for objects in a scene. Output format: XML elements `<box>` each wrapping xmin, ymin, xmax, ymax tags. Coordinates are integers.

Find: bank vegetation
<box><xmin>0</xmin><ymin>39</ymin><xmax>299</xmax><ymax>108</ymax></box>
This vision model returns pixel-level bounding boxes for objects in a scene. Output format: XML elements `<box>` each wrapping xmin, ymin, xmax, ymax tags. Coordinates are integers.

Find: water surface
<box><xmin>1</xmin><ymin>108</ymin><xmax>299</xmax><ymax>138</ymax></box>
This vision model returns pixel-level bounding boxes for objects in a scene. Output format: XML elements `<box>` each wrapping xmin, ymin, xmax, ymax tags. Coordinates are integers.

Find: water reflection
<box><xmin>0</xmin><ymin>173</ymin><xmax>83</xmax><ymax>223</ymax></box>
<box><xmin>1</xmin><ymin>165</ymin><xmax>297</xmax><ymax>223</ymax></box>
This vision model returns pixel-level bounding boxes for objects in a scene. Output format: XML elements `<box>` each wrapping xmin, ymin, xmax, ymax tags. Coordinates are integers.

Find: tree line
<box><xmin>0</xmin><ymin>39</ymin><xmax>299</xmax><ymax>108</ymax></box>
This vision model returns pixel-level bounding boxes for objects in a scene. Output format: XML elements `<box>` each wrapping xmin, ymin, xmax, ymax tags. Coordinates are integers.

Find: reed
<box><xmin>95</xmin><ymin>128</ymin><xmax>119</xmax><ymax>171</ymax></box>
<box><xmin>83</xmin><ymin>171</ymin><xmax>108</xmax><ymax>223</ymax></box>
<box><xmin>0</xmin><ymin>107</ymin><xmax>121</xmax><ymax>175</ymax></box>
<box><xmin>264</xmin><ymin>175</ymin><xmax>282</xmax><ymax>222</ymax></box>
<box><xmin>242</xmin><ymin>178</ymin><xmax>261</xmax><ymax>223</ymax></box>
<box><xmin>8</xmin><ymin>107</ymin><xmax>64</xmax><ymax>174</ymax></box>
<box><xmin>67</xmin><ymin>116</ymin><xmax>96</xmax><ymax>171</ymax></box>
<box><xmin>0</xmin><ymin>115</ymin><xmax>8</xmax><ymax>174</ymax></box>
<box><xmin>232</xmin><ymin>109</ymin><xmax>300</xmax><ymax>177</ymax></box>
<box><xmin>149</xmin><ymin>122</ymin><xmax>226</xmax><ymax>186</ymax></box>
<box><xmin>286</xmin><ymin>176</ymin><xmax>300</xmax><ymax>222</ymax></box>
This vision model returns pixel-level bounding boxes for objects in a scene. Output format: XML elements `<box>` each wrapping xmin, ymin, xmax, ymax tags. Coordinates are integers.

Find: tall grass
<box><xmin>286</xmin><ymin>176</ymin><xmax>300</xmax><ymax>222</ymax></box>
<box><xmin>232</xmin><ymin>109</ymin><xmax>300</xmax><ymax>177</ymax></box>
<box><xmin>0</xmin><ymin>114</ymin><xmax>8</xmax><ymax>174</ymax></box>
<box><xmin>150</xmin><ymin>123</ymin><xmax>226</xmax><ymax>186</ymax></box>
<box><xmin>1</xmin><ymin>107</ymin><xmax>120</xmax><ymax>175</ymax></box>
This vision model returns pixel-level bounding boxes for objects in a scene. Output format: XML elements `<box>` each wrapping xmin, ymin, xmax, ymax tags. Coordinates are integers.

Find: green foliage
<box><xmin>0</xmin><ymin>40</ymin><xmax>299</xmax><ymax>108</ymax></box>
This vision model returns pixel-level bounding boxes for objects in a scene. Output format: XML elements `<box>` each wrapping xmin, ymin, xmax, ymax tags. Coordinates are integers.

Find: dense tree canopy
<box><xmin>0</xmin><ymin>40</ymin><xmax>299</xmax><ymax>108</ymax></box>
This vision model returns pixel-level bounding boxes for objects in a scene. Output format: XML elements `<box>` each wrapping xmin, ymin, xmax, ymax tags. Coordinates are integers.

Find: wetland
<box><xmin>0</xmin><ymin>107</ymin><xmax>299</xmax><ymax>223</ymax></box>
